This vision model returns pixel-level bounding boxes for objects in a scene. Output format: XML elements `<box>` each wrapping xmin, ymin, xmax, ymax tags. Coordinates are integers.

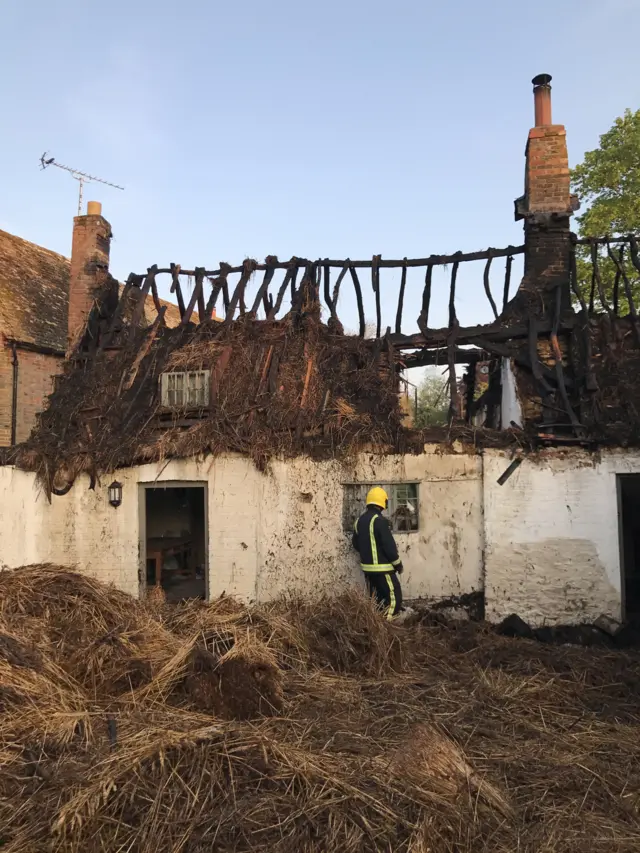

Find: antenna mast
<box><xmin>40</xmin><ymin>152</ymin><xmax>124</xmax><ymax>215</ymax></box>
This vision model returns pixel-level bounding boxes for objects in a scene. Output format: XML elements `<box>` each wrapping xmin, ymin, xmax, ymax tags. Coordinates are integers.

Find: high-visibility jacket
<box><xmin>352</xmin><ymin>507</ymin><xmax>402</xmax><ymax>572</ymax></box>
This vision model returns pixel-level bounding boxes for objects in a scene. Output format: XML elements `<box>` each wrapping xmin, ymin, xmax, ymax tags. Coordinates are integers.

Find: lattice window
<box><xmin>343</xmin><ymin>483</ymin><xmax>419</xmax><ymax>533</ymax></box>
<box><xmin>160</xmin><ymin>371</ymin><xmax>210</xmax><ymax>409</ymax></box>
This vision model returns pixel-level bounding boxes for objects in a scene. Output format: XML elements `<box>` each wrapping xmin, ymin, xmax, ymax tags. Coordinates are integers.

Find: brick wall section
<box><xmin>508</xmin><ymin>121</ymin><xmax>574</xmax><ymax>318</ymax></box>
<box><xmin>525</xmin><ymin>126</ymin><xmax>571</xmax><ymax>214</ymax></box>
<box><xmin>14</xmin><ymin>350</ymin><xmax>63</xmax><ymax>442</ymax></box>
<box><xmin>68</xmin><ymin>214</ymin><xmax>112</xmax><ymax>349</ymax></box>
<box><xmin>521</xmin><ymin>123</ymin><xmax>573</xmax><ymax>310</ymax></box>
<box><xmin>0</xmin><ymin>344</ymin><xmax>13</xmax><ymax>445</ymax></box>
<box><xmin>0</xmin><ymin>343</ymin><xmax>64</xmax><ymax>446</ymax></box>
<box><xmin>503</xmin><ymin>114</ymin><xmax>578</xmax><ymax>425</ymax></box>
<box><xmin>517</xmin><ymin>222</ymin><xmax>573</xmax><ymax>312</ymax></box>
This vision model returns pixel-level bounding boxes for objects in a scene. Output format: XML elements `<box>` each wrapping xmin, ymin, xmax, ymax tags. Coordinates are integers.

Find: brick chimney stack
<box><xmin>516</xmin><ymin>74</ymin><xmax>577</xmax><ymax>221</ymax></box>
<box><xmin>509</xmin><ymin>75</ymin><xmax>579</xmax><ymax>316</ymax></box>
<box><xmin>68</xmin><ymin>201</ymin><xmax>113</xmax><ymax>351</ymax></box>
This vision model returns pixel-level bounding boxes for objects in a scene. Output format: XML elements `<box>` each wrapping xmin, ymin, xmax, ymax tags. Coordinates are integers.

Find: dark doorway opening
<box><xmin>619</xmin><ymin>475</ymin><xmax>640</xmax><ymax>618</ymax></box>
<box><xmin>143</xmin><ymin>485</ymin><xmax>207</xmax><ymax>601</ymax></box>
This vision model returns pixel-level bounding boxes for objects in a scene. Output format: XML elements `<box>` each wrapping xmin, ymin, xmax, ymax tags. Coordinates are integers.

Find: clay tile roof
<box><xmin>0</xmin><ymin>229</ymin><xmax>188</xmax><ymax>351</ymax></box>
<box><xmin>0</xmin><ymin>229</ymin><xmax>70</xmax><ymax>352</ymax></box>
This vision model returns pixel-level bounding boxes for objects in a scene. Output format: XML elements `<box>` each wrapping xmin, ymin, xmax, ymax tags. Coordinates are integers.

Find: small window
<box><xmin>343</xmin><ymin>483</ymin><xmax>419</xmax><ymax>533</ymax></box>
<box><xmin>160</xmin><ymin>371</ymin><xmax>210</xmax><ymax>409</ymax></box>
<box><xmin>391</xmin><ymin>483</ymin><xmax>419</xmax><ymax>532</ymax></box>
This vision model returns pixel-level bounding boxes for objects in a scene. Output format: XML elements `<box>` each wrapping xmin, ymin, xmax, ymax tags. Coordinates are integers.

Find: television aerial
<box><xmin>40</xmin><ymin>152</ymin><xmax>124</xmax><ymax>215</ymax></box>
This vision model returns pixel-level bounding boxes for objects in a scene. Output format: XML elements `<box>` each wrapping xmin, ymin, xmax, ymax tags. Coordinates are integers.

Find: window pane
<box><xmin>175</xmin><ymin>373</ymin><xmax>184</xmax><ymax>407</ymax></box>
<box><xmin>391</xmin><ymin>483</ymin><xmax>419</xmax><ymax>532</ymax></box>
<box><xmin>161</xmin><ymin>371</ymin><xmax>210</xmax><ymax>409</ymax></box>
<box><xmin>343</xmin><ymin>484</ymin><xmax>368</xmax><ymax>532</ymax></box>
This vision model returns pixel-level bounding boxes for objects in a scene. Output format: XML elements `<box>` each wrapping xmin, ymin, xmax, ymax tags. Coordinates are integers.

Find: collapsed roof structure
<box><xmin>4</xmin><ymin>74</ymin><xmax>640</xmax><ymax>497</ymax></box>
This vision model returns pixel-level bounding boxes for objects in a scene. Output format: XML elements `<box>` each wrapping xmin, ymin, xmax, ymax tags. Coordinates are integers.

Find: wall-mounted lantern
<box><xmin>108</xmin><ymin>481</ymin><xmax>123</xmax><ymax>508</ymax></box>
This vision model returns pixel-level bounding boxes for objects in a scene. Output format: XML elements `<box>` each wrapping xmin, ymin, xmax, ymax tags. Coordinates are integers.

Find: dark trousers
<box><xmin>364</xmin><ymin>571</ymin><xmax>403</xmax><ymax>620</ymax></box>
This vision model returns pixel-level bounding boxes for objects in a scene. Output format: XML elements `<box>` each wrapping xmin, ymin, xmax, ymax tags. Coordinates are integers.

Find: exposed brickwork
<box><xmin>0</xmin><ymin>344</ymin><xmax>12</xmax><ymax>445</ymax></box>
<box><xmin>14</xmin><ymin>349</ymin><xmax>63</xmax><ymax>442</ymax></box>
<box><xmin>518</xmin><ymin>222</ymin><xmax>573</xmax><ymax>311</ymax></box>
<box><xmin>68</xmin><ymin>214</ymin><xmax>112</xmax><ymax>349</ymax></box>
<box><xmin>0</xmin><ymin>342</ymin><xmax>64</xmax><ymax>446</ymax></box>
<box><xmin>525</xmin><ymin>126</ymin><xmax>571</xmax><ymax>215</ymax></box>
<box><xmin>505</xmin><ymin>96</ymin><xmax>579</xmax><ymax>425</ymax></box>
<box><xmin>509</xmin><ymin>116</ymin><xmax>576</xmax><ymax>318</ymax></box>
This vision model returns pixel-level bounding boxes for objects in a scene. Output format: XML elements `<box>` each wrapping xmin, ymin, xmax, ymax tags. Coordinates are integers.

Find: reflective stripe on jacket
<box><xmin>351</xmin><ymin>507</ymin><xmax>402</xmax><ymax>572</ymax></box>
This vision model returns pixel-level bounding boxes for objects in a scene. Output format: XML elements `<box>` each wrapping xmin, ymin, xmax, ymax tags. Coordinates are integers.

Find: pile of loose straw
<box><xmin>1</xmin><ymin>564</ymin><xmax>640</xmax><ymax>852</ymax></box>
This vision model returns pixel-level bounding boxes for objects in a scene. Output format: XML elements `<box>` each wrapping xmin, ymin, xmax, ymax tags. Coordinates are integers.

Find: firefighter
<box><xmin>352</xmin><ymin>486</ymin><xmax>405</xmax><ymax>620</ymax></box>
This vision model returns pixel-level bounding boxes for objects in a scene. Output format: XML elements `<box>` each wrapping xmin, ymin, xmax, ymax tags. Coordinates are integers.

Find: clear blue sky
<box><xmin>2</xmin><ymin>0</ymin><xmax>639</xmax><ymax>332</ymax></box>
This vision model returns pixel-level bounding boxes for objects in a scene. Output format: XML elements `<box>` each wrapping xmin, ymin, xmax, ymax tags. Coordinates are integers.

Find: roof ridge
<box><xmin>0</xmin><ymin>229</ymin><xmax>70</xmax><ymax>266</ymax></box>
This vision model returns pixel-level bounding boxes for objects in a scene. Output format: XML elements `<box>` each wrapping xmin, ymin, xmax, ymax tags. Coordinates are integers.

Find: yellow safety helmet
<box><xmin>366</xmin><ymin>486</ymin><xmax>388</xmax><ymax>510</ymax></box>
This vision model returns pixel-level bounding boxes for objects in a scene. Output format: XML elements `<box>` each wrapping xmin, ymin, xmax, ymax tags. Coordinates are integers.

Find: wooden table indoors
<box><xmin>146</xmin><ymin>537</ymin><xmax>193</xmax><ymax>588</ymax></box>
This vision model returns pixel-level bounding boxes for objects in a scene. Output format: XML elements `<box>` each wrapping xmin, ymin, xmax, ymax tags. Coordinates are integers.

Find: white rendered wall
<box><xmin>483</xmin><ymin>449</ymin><xmax>640</xmax><ymax>626</ymax></box>
<box><xmin>2</xmin><ymin>447</ymin><xmax>636</xmax><ymax>624</ymax></box>
<box><xmin>0</xmin><ymin>448</ymin><xmax>484</xmax><ymax>604</ymax></box>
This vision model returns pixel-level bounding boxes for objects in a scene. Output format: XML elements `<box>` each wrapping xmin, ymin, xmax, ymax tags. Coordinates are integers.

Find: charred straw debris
<box><xmin>2</xmin><ymin>565</ymin><xmax>640</xmax><ymax>852</ymax></box>
<box><xmin>6</xmin><ymin>238</ymin><xmax>640</xmax><ymax>494</ymax></box>
<box><xmin>11</xmin><ymin>304</ymin><xmax>408</xmax><ymax>496</ymax></box>
<box><xmin>5</xmin><ymin>276</ymin><xmax>524</xmax><ymax>497</ymax></box>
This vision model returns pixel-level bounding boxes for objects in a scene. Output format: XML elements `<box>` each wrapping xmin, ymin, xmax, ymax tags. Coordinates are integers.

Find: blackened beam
<box><xmin>402</xmin><ymin>346</ymin><xmax>490</xmax><ymax>367</ymax></box>
<box><xmin>388</xmin><ymin>316</ymin><xmax>577</xmax><ymax>349</ymax></box>
<box><xmin>573</xmin><ymin>234</ymin><xmax>640</xmax><ymax>246</ymax></box>
<box><xmin>608</xmin><ymin>241</ymin><xmax>640</xmax><ymax>346</ymax></box>
<box><xmin>402</xmin><ymin>331</ymin><xmax>574</xmax><ymax>388</ymax></box>
<box><xmin>402</xmin><ymin>332</ymin><xmax>572</xmax><ymax>391</ymax></box>
<box><xmin>135</xmin><ymin>245</ymin><xmax>525</xmax><ymax>278</ymax></box>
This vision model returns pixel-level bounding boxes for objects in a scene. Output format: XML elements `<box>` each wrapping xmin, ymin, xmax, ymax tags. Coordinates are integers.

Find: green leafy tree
<box><xmin>415</xmin><ymin>373</ymin><xmax>449</xmax><ymax>427</ymax></box>
<box><xmin>571</xmin><ymin>109</ymin><xmax>640</xmax><ymax>309</ymax></box>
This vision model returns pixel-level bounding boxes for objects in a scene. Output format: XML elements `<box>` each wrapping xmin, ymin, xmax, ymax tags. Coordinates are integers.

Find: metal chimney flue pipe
<box><xmin>532</xmin><ymin>74</ymin><xmax>552</xmax><ymax>126</ymax></box>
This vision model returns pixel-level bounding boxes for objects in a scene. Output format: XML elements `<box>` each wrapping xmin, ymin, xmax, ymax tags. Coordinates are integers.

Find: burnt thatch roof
<box><xmin>13</xmin><ymin>307</ymin><xmax>414</xmax><ymax>494</ymax></box>
<box><xmin>0</xmin><ymin>229</ymin><xmax>190</xmax><ymax>353</ymax></box>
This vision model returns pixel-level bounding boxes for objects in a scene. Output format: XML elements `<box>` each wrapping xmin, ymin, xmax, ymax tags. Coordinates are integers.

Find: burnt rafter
<box><xmin>103</xmin><ymin>235</ymin><xmax>638</xmax><ymax>366</ymax></box>
<box><xmin>571</xmin><ymin>233</ymin><xmax>640</xmax><ymax>321</ymax></box>
<box><xmin>116</xmin><ymin>244</ymin><xmax>526</xmax><ymax>342</ymax></box>
<box><xmin>85</xmin><ymin>232</ymin><xmax>640</xmax><ymax>440</ymax></box>
<box><xmin>78</xmin><ymin>234</ymin><xmax>640</xmax><ymax>388</ymax></box>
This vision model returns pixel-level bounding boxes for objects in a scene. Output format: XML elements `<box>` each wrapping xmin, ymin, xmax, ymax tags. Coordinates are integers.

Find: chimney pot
<box><xmin>86</xmin><ymin>200</ymin><xmax>102</xmax><ymax>216</ymax></box>
<box><xmin>532</xmin><ymin>73</ymin><xmax>553</xmax><ymax>127</ymax></box>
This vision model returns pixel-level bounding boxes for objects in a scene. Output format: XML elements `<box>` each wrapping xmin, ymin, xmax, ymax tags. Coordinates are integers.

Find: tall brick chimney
<box><xmin>512</xmin><ymin>75</ymin><xmax>579</xmax><ymax>314</ymax></box>
<box><xmin>68</xmin><ymin>201</ymin><xmax>113</xmax><ymax>350</ymax></box>
<box><xmin>518</xmin><ymin>74</ymin><xmax>575</xmax><ymax>219</ymax></box>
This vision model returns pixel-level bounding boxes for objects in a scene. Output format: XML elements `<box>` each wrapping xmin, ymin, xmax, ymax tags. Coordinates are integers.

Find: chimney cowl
<box><xmin>532</xmin><ymin>73</ymin><xmax>552</xmax><ymax>88</ymax></box>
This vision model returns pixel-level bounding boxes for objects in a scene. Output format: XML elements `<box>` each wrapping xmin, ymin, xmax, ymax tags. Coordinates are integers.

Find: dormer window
<box><xmin>160</xmin><ymin>371</ymin><xmax>210</xmax><ymax>409</ymax></box>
